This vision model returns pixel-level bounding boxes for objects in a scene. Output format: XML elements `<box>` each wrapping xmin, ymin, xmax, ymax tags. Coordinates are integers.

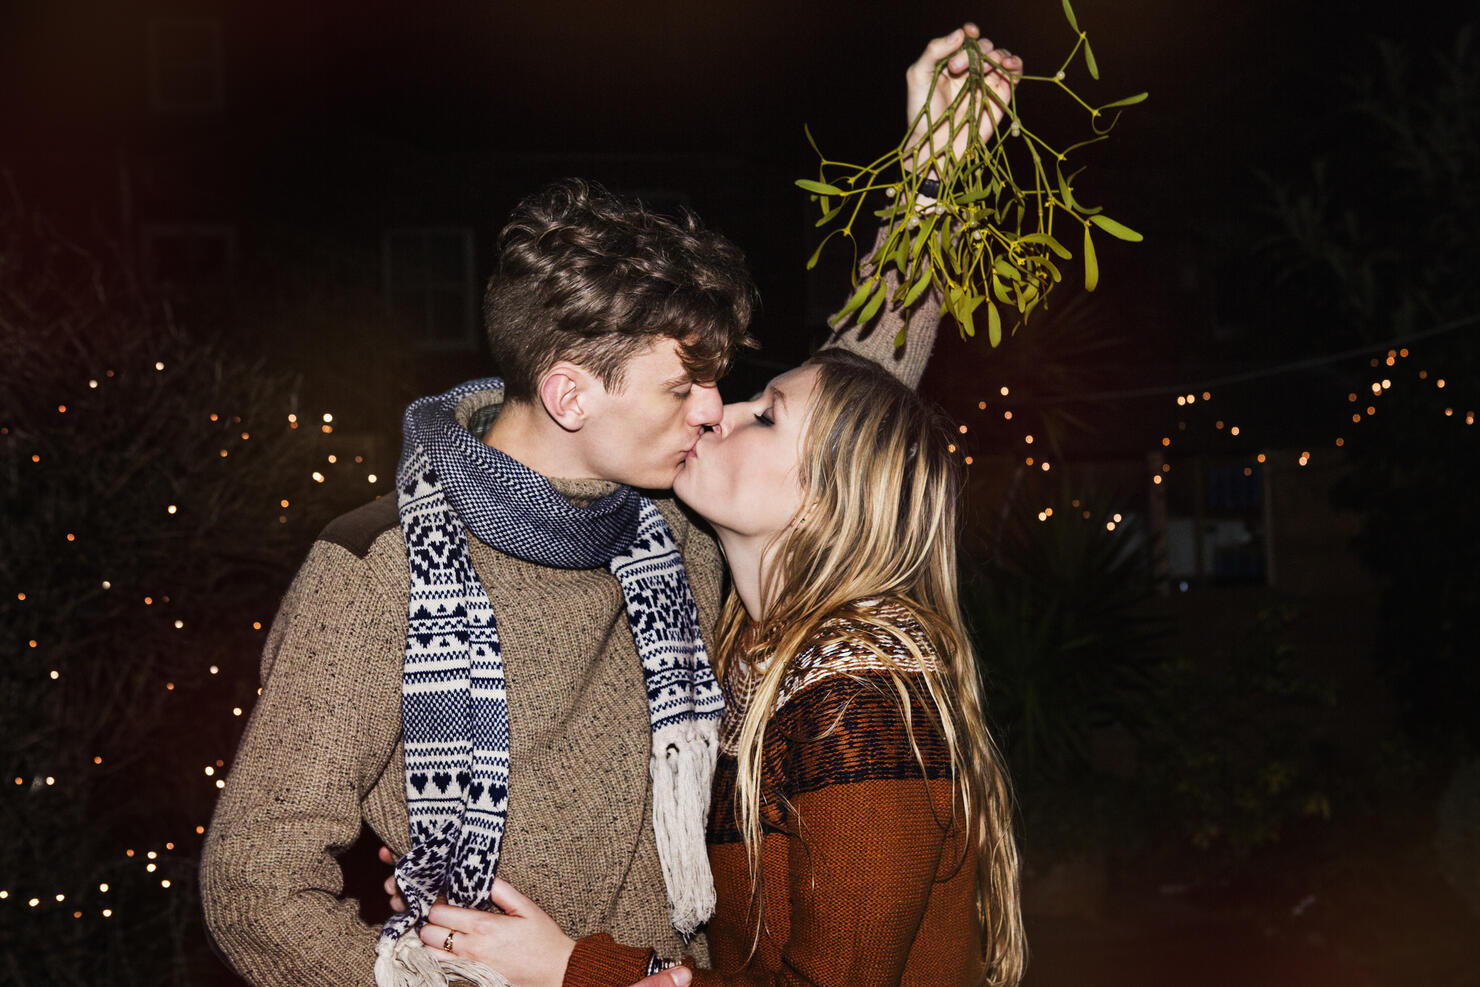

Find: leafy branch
<box><xmin>798</xmin><ymin>0</ymin><xmax>1145</xmax><ymax>347</ymax></box>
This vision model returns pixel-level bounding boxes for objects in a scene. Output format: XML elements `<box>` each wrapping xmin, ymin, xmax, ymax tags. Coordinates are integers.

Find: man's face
<box><xmin>577</xmin><ymin>336</ymin><xmax>723</xmax><ymax>490</ymax></box>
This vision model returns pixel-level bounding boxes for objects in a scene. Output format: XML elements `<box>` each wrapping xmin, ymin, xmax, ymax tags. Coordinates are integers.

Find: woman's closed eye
<box><xmin>753</xmin><ymin>411</ymin><xmax>775</xmax><ymax>426</ymax></box>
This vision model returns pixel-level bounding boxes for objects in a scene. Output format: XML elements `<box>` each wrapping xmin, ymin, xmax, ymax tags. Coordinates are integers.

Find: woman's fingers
<box><xmin>426</xmin><ymin>900</ymin><xmax>481</xmax><ymax>931</ymax></box>
<box><xmin>377</xmin><ymin>845</ymin><xmax>395</xmax><ymax>865</ymax></box>
<box><xmin>985</xmin><ymin>47</ymin><xmax>1023</xmax><ymax>80</ymax></box>
<box><xmin>419</xmin><ymin>922</ymin><xmax>459</xmax><ymax>953</ymax></box>
<box><xmin>908</xmin><ymin>27</ymin><xmax>965</xmax><ymax>87</ymax></box>
<box><xmin>923</xmin><ymin>28</ymin><xmax>966</xmax><ymax>62</ymax></box>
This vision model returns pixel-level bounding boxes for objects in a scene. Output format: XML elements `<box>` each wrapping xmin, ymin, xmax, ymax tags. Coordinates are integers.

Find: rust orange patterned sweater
<box><xmin>566</xmin><ymin>603</ymin><xmax>984</xmax><ymax>986</ymax></box>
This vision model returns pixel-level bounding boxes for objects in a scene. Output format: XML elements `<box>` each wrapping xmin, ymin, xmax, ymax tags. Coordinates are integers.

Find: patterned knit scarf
<box><xmin>375</xmin><ymin>378</ymin><xmax>722</xmax><ymax>986</ymax></box>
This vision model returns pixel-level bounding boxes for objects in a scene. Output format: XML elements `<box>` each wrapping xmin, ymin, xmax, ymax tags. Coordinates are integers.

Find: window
<box><xmin>141</xmin><ymin>224</ymin><xmax>236</xmax><ymax>289</ymax></box>
<box><xmin>147</xmin><ymin>18</ymin><xmax>225</xmax><ymax>113</ymax></box>
<box><xmin>382</xmin><ymin>228</ymin><xmax>478</xmax><ymax>349</ymax></box>
<box><xmin>1161</xmin><ymin>461</ymin><xmax>1268</xmax><ymax>586</ymax></box>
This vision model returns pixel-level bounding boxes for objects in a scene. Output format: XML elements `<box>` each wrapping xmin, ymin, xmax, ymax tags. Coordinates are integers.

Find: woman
<box><xmin>397</xmin><ymin>349</ymin><xmax>1027</xmax><ymax>986</ymax></box>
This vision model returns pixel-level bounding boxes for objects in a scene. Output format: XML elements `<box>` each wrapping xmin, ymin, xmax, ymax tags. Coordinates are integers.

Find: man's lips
<box><xmin>683</xmin><ymin>427</ymin><xmax>718</xmax><ymax>461</ymax></box>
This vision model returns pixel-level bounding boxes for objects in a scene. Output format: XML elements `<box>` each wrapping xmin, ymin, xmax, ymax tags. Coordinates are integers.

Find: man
<box><xmin>202</xmin><ymin>25</ymin><xmax>1014</xmax><ymax>986</ymax></box>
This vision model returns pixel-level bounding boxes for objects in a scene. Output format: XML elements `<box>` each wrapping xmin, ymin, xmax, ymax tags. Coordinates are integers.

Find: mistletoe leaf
<box><xmin>806</xmin><ymin>230</ymin><xmax>847</xmax><ymax>270</ymax></box>
<box><xmin>835</xmin><ymin>278</ymin><xmax>877</xmax><ymax>320</ymax></box>
<box><xmin>1056</xmin><ymin>166</ymin><xmax>1078</xmax><ymax>212</ymax></box>
<box><xmin>1083</xmin><ymin>225</ymin><xmax>1099</xmax><ymax>291</ymax></box>
<box><xmin>1061</xmin><ymin>0</ymin><xmax>1079</xmax><ymax>33</ymax></box>
<box><xmin>987</xmin><ymin>298</ymin><xmax>1002</xmax><ymax>347</ymax></box>
<box><xmin>892</xmin><ymin>231</ymin><xmax>912</xmax><ymax>270</ymax></box>
<box><xmin>805</xmin><ymin>238</ymin><xmax>827</xmax><ymax>270</ymax></box>
<box><xmin>1098</xmin><ymin>92</ymin><xmax>1149</xmax><ymax>110</ymax></box>
<box><xmin>1084</xmin><ymin>39</ymin><xmax>1099</xmax><ymax>80</ymax></box>
<box><xmin>858</xmin><ymin>280</ymin><xmax>889</xmax><ymax>323</ymax></box>
<box><xmin>1089</xmin><ymin>214</ymin><xmax>1144</xmax><ymax>241</ymax></box>
<box><xmin>911</xmin><ymin>216</ymin><xmax>936</xmax><ymax>262</ymax></box>
<box><xmin>796</xmin><ymin>178</ymin><xmax>845</xmax><ymax>196</ymax></box>
<box><xmin>804</xmin><ymin>123</ymin><xmax>823</xmax><ymax>157</ymax></box>
<box><xmin>956</xmin><ymin>290</ymin><xmax>977</xmax><ymax>338</ymax></box>
<box><xmin>993</xmin><ymin>256</ymin><xmax>1023</xmax><ymax>283</ymax></box>
<box><xmin>938</xmin><ymin>220</ymin><xmax>961</xmax><ymax>275</ymax></box>
<box><xmin>902</xmin><ymin>266</ymin><xmax>934</xmax><ymax>308</ymax></box>
<box><xmin>991</xmin><ymin>274</ymin><xmax>1013</xmax><ymax>305</ymax></box>
<box><xmin>1018</xmin><ymin>232</ymin><xmax>1072</xmax><ymax>259</ymax></box>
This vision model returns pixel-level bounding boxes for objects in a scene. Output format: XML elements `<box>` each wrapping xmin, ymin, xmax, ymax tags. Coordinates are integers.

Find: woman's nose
<box><xmin>706</xmin><ymin>401</ymin><xmax>748</xmax><ymax>440</ymax></box>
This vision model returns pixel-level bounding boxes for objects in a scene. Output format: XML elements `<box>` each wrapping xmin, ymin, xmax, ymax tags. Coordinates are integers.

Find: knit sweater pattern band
<box><xmin>566</xmin><ymin>600</ymin><xmax>984</xmax><ymax>986</ymax></box>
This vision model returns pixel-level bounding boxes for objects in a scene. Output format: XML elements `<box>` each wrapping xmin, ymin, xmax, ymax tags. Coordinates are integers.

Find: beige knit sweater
<box><xmin>200</xmin><ymin>268</ymin><xmax>939</xmax><ymax>986</ymax></box>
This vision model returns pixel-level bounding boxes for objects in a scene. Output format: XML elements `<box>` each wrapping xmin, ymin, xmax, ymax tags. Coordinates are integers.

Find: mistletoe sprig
<box><xmin>799</xmin><ymin>0</ymin><xmax>1146</xmax><ymax>346</ymax></box>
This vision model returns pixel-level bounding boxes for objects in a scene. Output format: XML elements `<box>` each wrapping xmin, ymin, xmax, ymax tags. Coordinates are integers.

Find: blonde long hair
<box><xmin>714</xmin><ymin>348</ymin><xmax>1026</xmax><ymax>985</ymax></box>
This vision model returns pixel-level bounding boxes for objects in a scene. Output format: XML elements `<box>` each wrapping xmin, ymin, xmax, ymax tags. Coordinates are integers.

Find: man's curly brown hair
<box><xmin>483</xmin><ymin>179</ymin><xmax>758</xmax><ymax>403</ymax></box>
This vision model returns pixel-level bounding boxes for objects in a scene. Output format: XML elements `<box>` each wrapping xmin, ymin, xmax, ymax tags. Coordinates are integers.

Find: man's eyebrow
<box><xmin>662</xmin><ymin>373</ymin><xmax>693</xmax><ymax>389</ymax></box>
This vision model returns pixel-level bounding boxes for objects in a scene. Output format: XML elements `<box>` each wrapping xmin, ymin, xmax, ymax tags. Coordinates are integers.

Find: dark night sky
<box><xmin>2</xmin><ymin>0</ymin><xmax>1471</xmax><ymax>447</ymax></box>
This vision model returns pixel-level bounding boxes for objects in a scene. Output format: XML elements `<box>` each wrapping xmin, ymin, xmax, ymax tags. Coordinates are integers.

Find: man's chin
<box><xmin>626</xmin><ymin>463</ymin><xmax>683</xmax><ymax>493</ymax></box>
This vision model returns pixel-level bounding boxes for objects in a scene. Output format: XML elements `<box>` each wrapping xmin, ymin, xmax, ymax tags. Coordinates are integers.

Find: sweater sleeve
<box><xmin>567</xmin><ymin>675</ymin><xmax>959</xmax><ymax>987</ymax></box>
<box><xmin>200</xmin><ymin>540</ymin><xmax>406</xmax><ymax>987</ymax></box>
<box><xmin>822</xmin><ymin>226</ymin><xmax>945</xmax><ymax>390</ymax></box>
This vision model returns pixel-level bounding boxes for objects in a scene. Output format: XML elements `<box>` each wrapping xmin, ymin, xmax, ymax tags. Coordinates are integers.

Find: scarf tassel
<box><xmin>650</xmin><ymin>719</ymin><xmax>720</xmax><ymax>936</ymax></box>
<box><xmin>375</xmin><ymin>934</ymin><xmax>512</xmax><ymax>987</ymax></box>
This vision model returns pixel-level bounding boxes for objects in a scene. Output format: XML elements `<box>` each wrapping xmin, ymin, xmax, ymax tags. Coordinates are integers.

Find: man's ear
<box><xmin>537</xmin><ymin>363</ymin><xmax>597</xmax><ymax>433</ymax></box>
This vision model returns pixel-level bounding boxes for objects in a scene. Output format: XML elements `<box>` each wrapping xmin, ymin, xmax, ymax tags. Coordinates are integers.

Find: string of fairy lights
<box><xmin>6</xmin><ymin>319</ymin><xmax>1473</xmax><ymax>920</ymax></box>
<box><xmin>5</xmin><ymin>357</ymin><xmax>385</xmax><ymax>923</ymax></box>
<box><xmin>945</xmin><ymin>319</ymin><xmax>1474</xmax><ymax>531</ymax></box>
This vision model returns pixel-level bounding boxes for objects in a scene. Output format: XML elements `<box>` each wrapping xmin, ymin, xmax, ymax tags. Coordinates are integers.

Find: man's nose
<box><xmin>686</xmin><ymin>383</ymin><xmax>723</xmax><ymax>430</ymax></box>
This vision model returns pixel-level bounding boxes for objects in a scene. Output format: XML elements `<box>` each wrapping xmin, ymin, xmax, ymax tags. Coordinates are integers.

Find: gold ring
<box><xmin>443</xmin><ymin>930</ymin><xmax>456</xmax><ymax>952</ymax></box>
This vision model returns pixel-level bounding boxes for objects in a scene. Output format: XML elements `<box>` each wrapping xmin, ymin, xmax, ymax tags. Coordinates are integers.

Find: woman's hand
<box><xmin>379</xmin><ymin>846</ymin><xmax>689</xmax><ymax>987</ymax></box>
<box><xmin>416</xmin><ymin>879</ymin><xmax>576</xmax><ymax>987</ymax></box>
<box><xmin>905</xmin><ymin>23</ymin><xmax>1023</xmax><ymax>175</ymax></box>
<box><xmin>381</xmin><ymin>848</ymin><xmax>574</xmax><ymax>987</ymax></box>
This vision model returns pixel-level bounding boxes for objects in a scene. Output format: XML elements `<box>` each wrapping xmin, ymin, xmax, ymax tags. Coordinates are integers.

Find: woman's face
<box><xmin>673</xmin><ymin>363</ymin><xmax>818</xmax><ymax>541</ymax></box>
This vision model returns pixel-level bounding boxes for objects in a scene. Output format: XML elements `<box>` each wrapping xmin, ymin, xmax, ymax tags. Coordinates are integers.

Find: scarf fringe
<box><xmin>650</xmin><ymin>719</ymin><xmax>720</xmax><ymax>935</ymax></box>
<box><xmin>375</xmin><ymin>935</ymin><xmax>512</xmax><ymax>987</ymax></box>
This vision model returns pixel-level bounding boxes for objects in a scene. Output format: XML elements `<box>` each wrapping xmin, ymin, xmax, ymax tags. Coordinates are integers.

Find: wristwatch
<box><xmin>645</xmin><ymin>952</ymin><xmax>682</xmax><ymax>976</ymax></box>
